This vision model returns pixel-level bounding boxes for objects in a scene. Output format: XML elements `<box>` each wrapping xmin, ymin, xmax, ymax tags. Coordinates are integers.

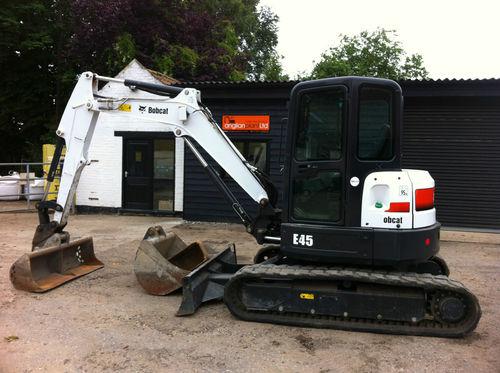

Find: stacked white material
<box><xmin>27</xmin><ymin>178</ymin><xmax>44</xmax><ymax>201</ymax></box>
<box><xmin>0</xmin><ymin>172</ymin><xmax>21</xmax><ymax>200</ymax></box>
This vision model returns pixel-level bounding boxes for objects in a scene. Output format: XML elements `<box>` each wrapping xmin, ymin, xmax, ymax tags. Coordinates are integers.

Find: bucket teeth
<box><xmin>134</xmin><ymin>226</ymin><xmax>209</xmax><ymax>295</ymax></box>
<box><xmin>10</xmin><ymin>237</ymin><xmax>104</xmax><ymax>293</ymax></box>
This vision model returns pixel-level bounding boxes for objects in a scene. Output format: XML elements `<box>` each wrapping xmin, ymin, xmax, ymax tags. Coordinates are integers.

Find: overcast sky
<box><xmin>259</xmin><ymin>0</ymin><xmax>500</xmax><ymax>79</ymax></box>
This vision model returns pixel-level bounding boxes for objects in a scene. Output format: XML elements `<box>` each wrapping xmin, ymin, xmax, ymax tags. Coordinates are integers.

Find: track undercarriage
<box><xmin>177</xmin><ymin>246</ymin><xmax>481</xmax><ymax>338</ymax></box>
<box><xmin>223</xmin><ymin>262</ymin><xmax>481</xmax><ymax>338</ymax></box>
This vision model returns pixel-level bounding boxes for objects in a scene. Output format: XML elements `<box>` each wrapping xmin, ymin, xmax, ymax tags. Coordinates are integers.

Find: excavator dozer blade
<box><xmin>134</xmin><ymin>226</ymin><xmax>209</xmax><ymax>295</ymax></box>
<box><xmin>10</xmin><ymin>237</ymin><xmax>103</xmax><ymax>293</ymax></box>
<box><xmin>176</xmin><ymin>245</ymin><xmax>243</xmax><ymax>316</ymax></box>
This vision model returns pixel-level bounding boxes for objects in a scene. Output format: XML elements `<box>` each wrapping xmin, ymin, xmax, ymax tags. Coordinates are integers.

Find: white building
<box><xmin>76</xmin><ymin>59</ymin><xmax>184</xmax><ymax>214</ymax></box>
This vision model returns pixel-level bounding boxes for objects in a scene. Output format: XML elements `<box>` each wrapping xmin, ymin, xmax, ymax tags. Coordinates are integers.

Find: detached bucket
<box><xmin>10</xmin><ymin>237</ymin><xmax>104</xmax><ymax>293</ymax></box>
<box><xmin>134</xmin><ymin>226</ymin><xmax>209</xmax><ymax>295</ymax></box>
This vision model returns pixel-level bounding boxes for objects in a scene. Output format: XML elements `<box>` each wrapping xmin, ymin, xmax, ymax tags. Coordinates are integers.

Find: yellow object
<box><xmin>118</xmin><ymin>103</ymin><xmax>131</xmax><ymax>112</ymax></box>
<box><xmin>299</xmin><ymin>293</ymin><xmax>315</xmax><ymax>300</ymax></box>
<box><xmin>42</xmin><ymin>144</ymin><xmax>66</xmax><ymax>201</ymax></box>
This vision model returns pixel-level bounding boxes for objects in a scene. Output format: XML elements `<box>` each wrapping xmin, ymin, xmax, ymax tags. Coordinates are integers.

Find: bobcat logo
<box><xmin>139</xmin><ymin>105</ymin><xmax>146</xmax><ymax>113</ymax></box>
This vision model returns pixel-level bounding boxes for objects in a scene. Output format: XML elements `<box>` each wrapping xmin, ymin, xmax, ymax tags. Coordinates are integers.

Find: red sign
<box><xmin>222</xmin><ymin>115</ymin><xmax>270</xmax><ymax>132</ymax></box>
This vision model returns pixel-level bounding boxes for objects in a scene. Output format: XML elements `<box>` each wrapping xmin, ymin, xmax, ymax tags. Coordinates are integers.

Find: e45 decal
<box><xmin>292</xmin><ymin>233</ymin><xmax>314</xmax><ymax>247</ymax></box>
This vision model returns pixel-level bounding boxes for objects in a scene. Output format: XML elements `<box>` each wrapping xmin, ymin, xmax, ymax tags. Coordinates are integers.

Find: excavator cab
<box><xmin>280</xmin><ymin>77</ymin><xmax>441</xmax><ymax>272</ymax></box>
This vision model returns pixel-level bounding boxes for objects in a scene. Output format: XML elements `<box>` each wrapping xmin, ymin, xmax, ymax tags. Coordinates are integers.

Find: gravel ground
<box><xmin>0</xmin><ymin>210</ymin><xmax>499</xmax><ymax>372</ymax></box>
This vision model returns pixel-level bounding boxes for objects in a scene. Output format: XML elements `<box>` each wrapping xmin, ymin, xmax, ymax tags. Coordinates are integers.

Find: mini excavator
<box><xmin>10</xmin><ymin>72</ymin><xmax>481</xmax><ymax>338</ymax></box>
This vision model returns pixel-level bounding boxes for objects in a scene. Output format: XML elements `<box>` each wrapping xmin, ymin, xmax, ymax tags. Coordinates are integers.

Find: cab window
<box><xmin>295</xmin><ymin>88</ymin><xmax>345</xmax><ymax>161</ymax></box>
<box><xmin>358</xmin><ymin>87</ymin><xmax>393</xmax><ymax>160</ymax></box>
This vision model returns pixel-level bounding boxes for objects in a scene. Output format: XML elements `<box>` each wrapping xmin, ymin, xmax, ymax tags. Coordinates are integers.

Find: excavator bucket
<box><xmin>134</xmin><ymin>226</ymin><xmax>209</xmax><ymax>295</ymax></box>
<box><xmin>9</xmin><ymin>237</ymin><xmax>103</xmax><ymax>293</ymax></box>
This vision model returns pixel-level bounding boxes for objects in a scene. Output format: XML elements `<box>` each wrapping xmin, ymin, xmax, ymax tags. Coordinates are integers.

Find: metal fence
<box><xmin>0</xmin><ymin>162</ymin><xmax>60</xmax><ymax>212</ymax></box>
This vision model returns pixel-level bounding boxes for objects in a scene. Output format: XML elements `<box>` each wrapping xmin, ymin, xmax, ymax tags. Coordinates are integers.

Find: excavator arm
<box><xmin>34</xmin><ymin>72</ymin><xmax>280</xmax><ymax>249</ymax></box>
<box><xmin>11</xmin><ymin>71</ymin><xmax>281</xmax><ymax>293</ymax></box>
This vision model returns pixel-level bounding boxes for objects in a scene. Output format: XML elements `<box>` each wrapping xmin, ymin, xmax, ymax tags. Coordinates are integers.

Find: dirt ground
<box><xmin>0</xmin><ymin>209</ymin><xmax>499</xmax><ymax>373</ymax></box>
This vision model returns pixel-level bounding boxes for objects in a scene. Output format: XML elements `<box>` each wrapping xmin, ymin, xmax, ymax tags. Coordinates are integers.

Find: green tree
<box><xmin>260</xmin><ymin>53</ymin><xmax>289</xmax><ymax>81</ymax></box>
<box><xmin>0</xmin><ymin>0</ymin><xmax>284</xmax><ymax>162</ymax></box>
<box><xmin>0</xmin><ymin>0</ymin><xmax>70</xmax><ymax>161</ymax></box>
<box><xmin>310</xmin><ymin>28</ymin><xmax>428</xmax><ymax>80</ymax></box>
<box><xmin>242</xmin><ymin>5</ymin><xmax>287</xmax><ymax>81</ymax></box>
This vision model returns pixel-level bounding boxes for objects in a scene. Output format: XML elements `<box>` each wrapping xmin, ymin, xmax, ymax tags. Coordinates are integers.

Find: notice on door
<box><xmin>222</xmin><ymin>115</ymin><xmax>270</xmax><ymax>132</ymax></box>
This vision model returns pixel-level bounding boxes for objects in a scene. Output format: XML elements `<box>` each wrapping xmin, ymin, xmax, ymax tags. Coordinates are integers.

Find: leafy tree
<box><xmin>0</xmin><ymin>0</ymin><xmax>285</xmax><ymax>162</ymax></box>
<box><xmin>67</xmin><ymin>0</ymin><xmax>285</xmax><ymax>81</ymax></box>
<box><xmin>260</xmin><ymin>53</ymin><xmax>289</xmax><ymax>81</ymax></box>
<box><xmin>241</xmin><ymin>5</ymin><xmax>287</xmax><ymax>81</ymax></box>
<box><xmin>0</xmin><ymin>0</ymin><xmax>70</xmax><ymax>161</ymax></box>
<box><xmin>310</xmin><ymin>28</ymin><xmax>428</xmax><ymax>80</ymax></box>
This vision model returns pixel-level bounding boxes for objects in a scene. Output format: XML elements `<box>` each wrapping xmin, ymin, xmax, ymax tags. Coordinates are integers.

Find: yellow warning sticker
<box><xmin>300</xmin><ymin>293</ymin><xmax>314</xmax><ymax>300</ymax></box>
<box><xmin>118</xmin><ymin>104</ymin><xmax>131</xmax><ymax>112</ymax></box>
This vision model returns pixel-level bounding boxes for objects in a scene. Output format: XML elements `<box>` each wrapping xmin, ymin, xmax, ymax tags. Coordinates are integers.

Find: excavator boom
<box><xmin>11</xmin><ymin>72</ymin><xmax>277</xmax><ymax>293</ymax></box>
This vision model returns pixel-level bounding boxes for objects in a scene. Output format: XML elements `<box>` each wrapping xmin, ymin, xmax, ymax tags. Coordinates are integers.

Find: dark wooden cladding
<box><xmin>183</xmin><ymin>98</ymin><xmax>288</xmax><ymax>222</ymax></box>
<box><xmin>181</xmin><ymin>81</ymin><xmax>500</xmax><ymax>229</ymax></box>
<box><xmin>402</xmin><ymin>96</ymin><xmax>500</xmax><ymax>229</ymax></box>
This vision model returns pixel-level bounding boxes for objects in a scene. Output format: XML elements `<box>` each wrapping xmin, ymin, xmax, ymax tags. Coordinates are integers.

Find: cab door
<box><xmin>288</xmin><ymin>85</ymin><xmax>347</xmax><ymax>226</ymax></box>
<box><xmin>281</xmin><ymin>84</ymin><xmax>367</xmax><ymax>262</ymax></box>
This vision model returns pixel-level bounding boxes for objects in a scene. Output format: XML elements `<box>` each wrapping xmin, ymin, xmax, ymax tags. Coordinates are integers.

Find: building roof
<box><xmin>174</xmin><ymin>78</ymin><xmax>500</xmax><ymax>98</ymax></box>
<box><xmin>176</xmin><ymin>79</ymin><xmax>299</xmax><ymax>86</ymax></box>
<box><xmin>176</xmin><ymin>77</ymin><xmax>500</xmax><ymax>85</ymax></box>
<box><xmin>122</xmin><ymin>58</ymin><xmax>500</xmax><ymax>98</ymax></box>
<box><xmin>147</xmin><ymin>68</ymin><xmax>179</xmax><ymax>85</ymax></box>
<box><xmin>177</xmin><ymin>78</ymin><xmax>500</xmax><ymax>85</ymax></box>
<box><xmin>400</xmin><ymin>78</ymin><xmax>500</xmax><ymax>97</ymax></box>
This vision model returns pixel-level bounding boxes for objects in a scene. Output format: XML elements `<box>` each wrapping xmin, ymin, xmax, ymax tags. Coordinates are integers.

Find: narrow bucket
<box><xmin>10</xmin><ymin>237</ymin><xmax>104</xmax><ymax>293</ymax></box>
<box><xmin>134</xmin><ymin>226</ymin><xmax>209</xmax><ymax>295</ymax></box>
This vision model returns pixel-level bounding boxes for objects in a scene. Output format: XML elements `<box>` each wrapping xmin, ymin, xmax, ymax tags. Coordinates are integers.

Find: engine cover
<box><xmin>361</xmin><ymin>170</ymin><xmax>436</xmax><ymax>229</ymax></box>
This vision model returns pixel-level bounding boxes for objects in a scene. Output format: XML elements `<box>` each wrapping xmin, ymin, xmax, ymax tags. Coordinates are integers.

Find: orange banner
<box><xmin>222</xmin><ymin>115</ymin><xmax>270</xmax><ymax>132</ymax></box>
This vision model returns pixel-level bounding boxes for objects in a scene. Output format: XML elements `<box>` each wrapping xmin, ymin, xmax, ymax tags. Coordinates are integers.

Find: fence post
<box><xmin>26</xmin><ymin>163</ymin><xmax>30</xmax><ymax>210</ymax></box>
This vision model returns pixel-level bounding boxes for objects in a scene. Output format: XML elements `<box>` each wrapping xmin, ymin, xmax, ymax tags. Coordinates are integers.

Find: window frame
<box><xmin>293</xmin><ymin>85</ymin><xmax>348</xmax><ymax>163</ymax></box>
<box><xmin>153</xmin><ymin>138</ymin><xmax>175</xmax><ymax>212</ymax></box>
<box><xmin>220</xmin><ymin>137</ymin><xmax>271</xmax><ymax>181</ymax></box>
<box><xmin>356</xmin><ymin>84</ymin><xmax>397</xmax><ymax>162</ymax></box>
<box><xmin>291</xmin><ymin>169</ymin><xmax>343</xmax><ymax>223</ymax></box>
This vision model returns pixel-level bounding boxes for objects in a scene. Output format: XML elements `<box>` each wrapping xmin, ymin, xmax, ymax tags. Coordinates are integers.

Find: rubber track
<box><xmin>224</xmin><ymin>264</ymin><xmax>481</xmax><ymax>338</ymax></box>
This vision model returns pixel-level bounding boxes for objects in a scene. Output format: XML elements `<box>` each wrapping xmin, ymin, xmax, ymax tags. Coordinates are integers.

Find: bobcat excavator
<box><xmin>10</xmin><ymin>72</ymin><xmax>481</xmax><ymax>338</ymax></box>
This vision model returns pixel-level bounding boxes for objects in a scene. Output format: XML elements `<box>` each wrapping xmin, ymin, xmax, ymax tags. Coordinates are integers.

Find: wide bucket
<box><xmin>134</xmin><ymin>226</ymin><xmax>209</xmax><ymax>295</ymax></box>
<box><xmin>10</xmin><ymin>237</ymin><xmax>104</xmax><ymax>293</ymax></box>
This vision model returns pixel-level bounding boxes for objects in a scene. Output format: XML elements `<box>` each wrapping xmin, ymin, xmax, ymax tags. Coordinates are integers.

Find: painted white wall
<box><xmin>75</xmin><ymin>60</ymin><xmax>184</xmax><ymax>211</ymax></box>
<box><xmin>174</xmin><ymin>137</ymin><xmax>184</xmax><ymax>211</ymax></box>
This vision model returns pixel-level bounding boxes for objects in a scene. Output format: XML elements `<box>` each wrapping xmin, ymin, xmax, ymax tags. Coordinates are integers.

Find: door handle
<box><xmin>296</xmin><ymin>164</ymin><xmax>319</xmax><ymax>179</ymax></box>
<box><xmin>124</xmin><ymin>171</ymin><xmax>128</xmax><ymax>178</ymax></box>
<box><xmin>297</xmin><ymin>164</ymin><xmax>318</xmax><ymax>173</ymax></box>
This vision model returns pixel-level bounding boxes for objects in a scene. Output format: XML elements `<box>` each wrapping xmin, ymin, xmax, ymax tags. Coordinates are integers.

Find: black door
<box><xmin>123</xmin><ymin>139</ymin><xmax>153</xmax><ymax>210</ymax></box>
<box><xmin>288</xmin><ymin>86</ymin><xmax>347</xmax><ymax>225</ymax></box>
<box><xmin>281</xmin><ymin>84</ymin><xmax>369</xmax><ymax>263</ymax></box>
